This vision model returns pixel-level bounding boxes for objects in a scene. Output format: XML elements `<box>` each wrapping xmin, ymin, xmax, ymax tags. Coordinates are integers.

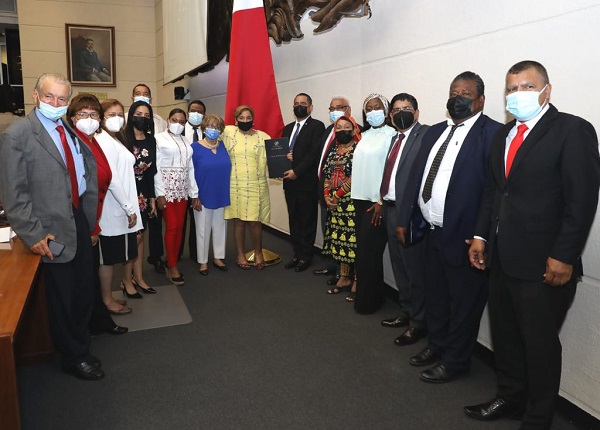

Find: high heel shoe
<box><xmin>120</xmin><ymin>281</ymin><xmax>143</xmax><ymax>299</ymax></box>
<box><xmin>132</xmin><ymin>278</ymin><xmax>157</xmax><ymax>294</ymax></box>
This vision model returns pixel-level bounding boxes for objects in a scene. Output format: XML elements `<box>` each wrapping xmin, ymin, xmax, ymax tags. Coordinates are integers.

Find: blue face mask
<box><xmin>133</xmin><ymin>96</ymin><xmax>151</xmax><ymax>105</ymax></box>
<box><xmin>38</xmin><ymin>101</ymin><xmax>68</xmax><ymax>121</ymax></box>
<box><xmin>366</xmin><ymin>109</ymin><xmax>385</xmax><ymax>127</ymax></box>
<box><xmin>204</xmin><ymin>128</ymin><xmax>221</xmax><ymax>141</ymax></box>
<box><xmin>505</xmin><ymin>85</ymin><xmax>547</xmax><ymax>122</ymax></box>
<box><xmin>188</xmin><ymin>111</ymin><xmax>204</xmax><ymax>126</ymax></box>
<box><xmin>330</xmin><ymin>110</ymin><xmax>345</xmax><ymax>123</ymax></box>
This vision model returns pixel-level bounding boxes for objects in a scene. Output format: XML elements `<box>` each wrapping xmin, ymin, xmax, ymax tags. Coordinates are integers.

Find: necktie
<box><xmin>505</xmin><ymin>124</ymin><xmax>528</xmax><ymax>177</ymax></box>
<box><xmin>421</xmin><ymin>123</ymin><xmax>463</xmax><ymax>203</ymax></box>
<box><xmin>289</xmin><ymin>122</ymin><xmax>301</xmax><ymax>151</ymax></box>
<box><xmin>56</xmin><ymin>125</ymin><xmax>79</xmax><ymax>208</ymax></box>
<box><xmin>379</xmin><ymin>133</ymin><xmax>405</xmax><ymax>198</ymax></box>
<box><xmin>192</xmin><ymin>126</ymin><xmax>199</xmax><ymax>143</ymax></box>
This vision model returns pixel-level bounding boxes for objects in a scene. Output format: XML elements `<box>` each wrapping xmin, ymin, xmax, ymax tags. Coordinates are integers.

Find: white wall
<box><xmin>188</xmin><ymin>0</ymin><xmax>600</xmax><ymax>418</ymax></box>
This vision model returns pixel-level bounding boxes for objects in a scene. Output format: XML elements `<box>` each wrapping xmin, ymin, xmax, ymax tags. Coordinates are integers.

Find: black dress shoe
<box><xmin>409</xmin><ymin>347</ymin><xmax>439</xmax><ymax>367</ymax></box>
<box><xmin>395</xmin><ymin>327</ymin><xmax>427</xmax><ymax>346</ymax></box>
<box><xmin>148</xmin><ymin>258</ymin><xmax>166</xmax><ymax>274</ymax></box>
<box><xmin>420</xmin><ymin>363</ymin><xmax>465</xmax><ymax>384</ymax></box>
<box><xmin>381</xmin><ymin>315</ymin><xmax>409</xmax><ymax>328</ymax></box>
<box><xmin>109</xmin><ymin>325</ymin><xmax>128</xmax><ymax>335</ymax></box>
<box><xmin>213</xmin><ymin>261</ymin><xmax>228</xmax><ymax>272</ymax></box>
<box><xmin>284</xmin><ymin>258</ymin><xmax>299</xmax><ymax>269</ymax></box>
<box><xmin>63</xmin><ymin>360</ymin><xmax>105</xmax><ymax>380</ymax></box>
<box><xmin>313</xmin><ymin>267</ymin><xmax>333</xmax><ymax>276</ymax></box>
<box><xmin>85</xmin><ymin>355</ymin><xmax>102</xmax><ymax>368</ymax></box>
<box><xmin>464</xmin><ymin>398</ymin><xmax>523</xmax><ymax>421</ymax></box>
<box><xmin>199</xmin><ymin>268</ymin><xmax>209</xmax><ymax>276</ymax></box>
<box><xmin>294</xmin><ymin>260</ymin><xmax>311</xmax><ymax>272</ymax></box>
<box><xmin>326</xmin><ymin>275</ymin><xmax>340</xmax><ymax>286</ymax></box>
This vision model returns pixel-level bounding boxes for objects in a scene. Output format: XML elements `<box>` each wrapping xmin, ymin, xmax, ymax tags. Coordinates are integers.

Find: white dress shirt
<box><xmin>504</xmin><ymin>104</ymin><xmax>549</xmax><ymax>164</ymax></box>
<box><xmin>382</xmin><ymin>123</ymin><xmax>416</xmax><ymax>202</ymax></box>
<box><xmin>154</xmin><ymin>131</ymin><xmax>199</xmax><ymax>201</ymax></box>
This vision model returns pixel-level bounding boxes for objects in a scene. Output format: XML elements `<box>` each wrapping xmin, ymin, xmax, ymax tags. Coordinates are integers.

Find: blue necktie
<box><xmin>289</xmin><ymin>123</ymin><xmax>301</xmax><ymax>151</ymax></box>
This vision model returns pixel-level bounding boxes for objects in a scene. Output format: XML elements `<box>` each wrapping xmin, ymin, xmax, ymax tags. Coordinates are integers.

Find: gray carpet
<box><xmin>17</xmin><ymin>227</ymin><xmax>583</xmax><ymax>430</ymax></box>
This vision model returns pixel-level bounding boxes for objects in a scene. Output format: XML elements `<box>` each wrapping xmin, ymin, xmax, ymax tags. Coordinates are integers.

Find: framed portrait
<box><xmin>66</xmin><ymin>24</ymin><xmax>116</xmax><ymax>87</ymax></box>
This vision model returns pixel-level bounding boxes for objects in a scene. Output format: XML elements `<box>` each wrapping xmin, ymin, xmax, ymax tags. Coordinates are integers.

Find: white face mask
<box><xmin>104</xmin><ymin>116</ymin><xmax>124</xmax><ymax>133</ymax></box>
<box><xmin>188</xmin><ymin>111</ymin><xmax>204</xmax><ymax>126</ymax></box>
<box><xmin>133</xmin><ymin>96</ymin><xmax>151</xmax><ymax>105</ymax></box>
<box><xmin>505</xmin><ymin>85</ymin><xmax>547</xmax><ymax>122</ymax></box>
<box><xmin>76</xmin><ymin>117</ymin><xmax>100</xmax><ymax>135</ymax></box>
<box><xmin>168</xmin><ymin>122</ymin><xmax>185</xmax><ymax>135</ymax></box>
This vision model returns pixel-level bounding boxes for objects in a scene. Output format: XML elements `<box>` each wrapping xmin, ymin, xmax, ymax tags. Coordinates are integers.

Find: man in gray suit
<box><xmin>0</xmin><ymin>73</ymin><xmax>103</xmax><ymax>380</ymax></box>
<box><xmin>379</xmin><ymin>93</ymin><xmax>430</xmax><ymax>346</ymax></box>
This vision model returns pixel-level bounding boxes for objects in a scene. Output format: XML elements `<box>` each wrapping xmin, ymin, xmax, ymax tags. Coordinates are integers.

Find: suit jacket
<box><xmin>282</xmin><ymin>116</ymin><xmax>325</xmax><ymax>193</ymax></box>
<box><xmin>398</xmin><ymin>113</ymin><xmax>502</xmax><ymax>266</ymax></box>
<box><xmin>474</xmin><ymin>104</ymin><xmax>600</xmax><ymax>280</ymax></box>
<box><xmin>0</xmin><ymin>110</ymin><xmax>98</xmax><ymax>263</ymax></box>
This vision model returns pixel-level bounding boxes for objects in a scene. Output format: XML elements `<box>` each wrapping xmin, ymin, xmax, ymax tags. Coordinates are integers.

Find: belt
<box><xmin>382</xmin><ymin>200</ymin><xmax>395</xmax><ymax>207</ymax></box>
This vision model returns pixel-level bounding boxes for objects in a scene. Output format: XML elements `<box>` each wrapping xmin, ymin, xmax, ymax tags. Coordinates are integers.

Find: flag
<box><xmin>225</xmin><ymin>0</ymin><xmax>284</xmax><ymax>138</ymax></box>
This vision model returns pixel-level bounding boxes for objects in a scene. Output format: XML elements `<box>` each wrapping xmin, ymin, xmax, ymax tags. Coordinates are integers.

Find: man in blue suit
<box><xmin>397</xmin><ymin>71</ymin><xmax>502</xmax><ymax>383</ymax></box>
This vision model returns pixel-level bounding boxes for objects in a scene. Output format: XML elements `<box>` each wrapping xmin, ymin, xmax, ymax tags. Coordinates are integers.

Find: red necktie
<box><xmin>56</xmin><ymin>125</ymin><xmax>80</xmax><ymax>208</ymax></box>
<box><xmin>505</xmin><ymin>124</ymin><xmax>528</xmax><ymax>177</ymax></box>
<box><xmin>380</xmin><ymin>133</ymin><xmax>405</xmax><ymax>197</ymax></box>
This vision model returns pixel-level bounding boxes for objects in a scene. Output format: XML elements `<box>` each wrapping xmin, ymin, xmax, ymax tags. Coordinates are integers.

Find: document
<box><xmin>264</xmin><ymin>137</ymin><xmax>291</xmax><ymax>179</ymax></box>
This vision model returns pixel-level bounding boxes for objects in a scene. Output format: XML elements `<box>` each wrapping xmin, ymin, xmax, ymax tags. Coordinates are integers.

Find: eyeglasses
<box><xmin>75</xmin><ymin>112</ymin><xmax>100</xmax><ymax>119</ymax></box>
<box><xmin>390</xmin><ymin>107</ymin><xmax>415</xmax><ymax>114</ymax></box>
<box><xmin>328</xmin><ymin>105</ymin><xmax>349</xmax><ymax>112</ymax></box>
<box><xmin>205</xmin><ymin>125</ymin><xmax>220</xmax><ymax>131</ymax></box>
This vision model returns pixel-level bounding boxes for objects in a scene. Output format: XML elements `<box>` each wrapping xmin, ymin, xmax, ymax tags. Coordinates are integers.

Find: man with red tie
<box><xmin>465</xmin><ymin>60</ymin><xmax>600</xmax><ymax>430</ymax></box>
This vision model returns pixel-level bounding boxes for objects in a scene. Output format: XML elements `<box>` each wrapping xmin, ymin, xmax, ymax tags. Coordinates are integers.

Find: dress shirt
<box><xmin>382</xmin><ymin>123</ymin><xmax>416</xmax><ymax>202</ymax></box>
<box><xmin>154</xmin><ymin>131</ymin><xmax>198</xmax><ymax>201</ymax></box>
<box><xmin>504</xmin><ymin>104</ymin><xmax>550</xmax><ymax>164</ymax></box>
<box><xmin>185</xmin><ymin>121</ymin><xmax>204</xmax><ymax>143</ymax></box>
<box><xmin>318</xmin><ymin>127</ymin><xmax>335</xmax><ymax>175</ymax></box>
<box><xmin>419</xmin><ymin>112</ymin><xmax>482</xmax><ymax>227</ymax></box>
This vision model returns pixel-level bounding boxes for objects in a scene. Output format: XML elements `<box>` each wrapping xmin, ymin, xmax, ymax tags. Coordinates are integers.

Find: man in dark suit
<box><xmin>0</xmin><ymin>73</ymin><xmax>103</xmax><ymax>380</ymax></box>
<box><xmin>282</xmin><ymin>93</ymin><xmax>325</xmax><ymax>272</ymax></box>
<box><xmin>379</xmin><ymin>93</ymin><xmax>430</xmax><ymax>346</ymax></box>
<box><xmin>465</xmin><ymin>61</ymin><xmax>600</xmax><ymax>430</ymax></box>
<box><xmin>397</xmin><ymin>71</ymin><xmax>502</xmax><ymax>383</ymax></box>
<box><xmin>79</xmin><ymin>38</ymin><xmax>111</xmax><ymax>82</ymax></box>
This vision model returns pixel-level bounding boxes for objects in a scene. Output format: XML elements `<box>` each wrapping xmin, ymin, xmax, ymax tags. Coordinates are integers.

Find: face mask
<box><xmin>188</xmin><ymin>112</ymin><xmax>203</xmax><ymax>126</ymax></box>
<box><xmin>104</xmin><ymin>116</ymin><xmax>124</xmax><ymax>133</ymax></box>
<box><xmin>168</xmin><ymin>122</ymin><xmax>184</xmax><ymax>135</ymax></box>
<box><xmin>75</xmin><ymin>118</ymin><xmax>100</xmax><ymax>135</ymax></box>
<box><xmin>293</xmin><ymin>105</ymin><xmax>308</xmax><ymax>119</ymax></box>
<box><xmin>205</xmin><ymin>128</ymin><xmax>221</xmax><ymax>141</ymax></box>
<box><xmin>133</xmin><ymin>96</ymin><xmax>151</xmax><ymax>105</ymax></box>
<box><xmin>366</xmin><ymin>110</ymin><xmax>385</xmax><ymax>127</ymax></box>
<box><xmin>38</xmin><ymin>101</ymin><xmax>68</xmax><ymax>121</ymax></box>
<box><xmin>505</xmin><ymin>85</ymin><xmax>547</xmax><ymax>122</ymax></box>
<box><xmin>392</xmin><ymin>111</ymin><xmax>415</xmax><ymax>130</ymax></box>
<box><xmin>446</xmin><ymin>95</ymin><xmax>474</xmax><ymax>120</ymax></box>
<box><xmin>131</xmin><ymin>116</ymin><xmax>151</xmax><ymax>132</ymax></box>
<box><xmin>330</xmin><ymin>110</ymin><xmax>345</xmax><ymax>123</ymax></box>
<box><xmin>335</xmin><ymin>130</ymin><xmax>354</xmax><ymax>145</ymax></box>
<box><xmin>237</xmin><ymin>120</ymin><xmax>253</xmax><ymax>132</ymax></box>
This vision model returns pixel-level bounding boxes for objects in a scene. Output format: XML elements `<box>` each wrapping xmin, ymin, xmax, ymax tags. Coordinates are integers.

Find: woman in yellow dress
<box><xmin>222</xmin><ymin>105</ymin><xmax>271</xmax><ymax>270</ymax></box>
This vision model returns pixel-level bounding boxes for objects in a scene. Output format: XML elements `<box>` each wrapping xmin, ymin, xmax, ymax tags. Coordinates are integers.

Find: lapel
<box><xmin>448</xmin><ymin>114</ymin><xmax>485</xmax><ymax>189</ymax></box>
<box><xmin>397</xmin><ymin>122</ymin><xmax>423</xmax><ymax>171</ymax></box>
<box><xmin>28</xmin><ymin>110</ymin><xmax>66</xmax><ymax>170</ymax></box>
<box><xmin>294</xmin><ymin>117</ymin><xmax>311</xmax><ymax>147</ymax></box>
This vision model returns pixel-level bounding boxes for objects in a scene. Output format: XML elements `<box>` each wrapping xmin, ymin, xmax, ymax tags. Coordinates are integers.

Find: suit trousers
<box><xmin>147</xmin><ymin>208</ymin><xmax>164</xmax><ymax>263</ymax></box>
<box><xmin>162</xmin><ymin>199</ymin><xmax>187</xmax><ymax>268</ymax></box>
<box><xmin>384</xmin><ymin>202</ymin><xmax>426</xmax><ymax>329</ymax></box>
<box><xmin>489</xmin><ymin>252</ymin><xmax>576</xmax><ymax>430</ymax></box>
<box><xmin>42</xmin><ymin>206</ymin><xmax>94</xmax><ymax>366</ymax></box>
<box><xmin>285</xmin><ymin>189</ymin><xmax>318</xmax><ymax>261</ymax></box>
<box><xmin>193</xmin><ymin>206</ymin><xmax>227</xmax><ymax>264</ymax></box>
<box><xmin>354</xmin><ymin>199</ymin><xmax>388</xmax><ymax>314</ymax></box>
<box><xmin>424</xmin><ymin>227</ymin><xmax>488</xmax><ymax>370</ymax></box>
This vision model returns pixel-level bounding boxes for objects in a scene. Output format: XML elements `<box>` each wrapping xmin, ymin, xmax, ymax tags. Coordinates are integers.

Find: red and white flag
<box><xmin>225</xmin><ymin>0</ymin><xmax>284</xmax><ymax>138</ymax></box>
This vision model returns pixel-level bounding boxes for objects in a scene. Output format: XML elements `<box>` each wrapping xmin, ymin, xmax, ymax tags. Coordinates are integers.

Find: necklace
<box><xmin>167</xmin><ymin>132</ymin><xmax>188</xmax><ymax>167</ymax></box>
<box><xmin>203</xmin><ymin>139</ymin><xmax>219</xmax><ymax>149</ymax></box>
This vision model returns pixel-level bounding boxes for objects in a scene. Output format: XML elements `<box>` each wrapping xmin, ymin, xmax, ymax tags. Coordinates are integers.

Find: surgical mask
<box><xmin>133</xmin><ymin>96</ymin><xmax>151</xmax><ymax>105</ymax></box>
<box><xmin>446</xmin><ymin>95</ymin><xmax>474</xmax><ymax>120</ymax></box>
<box><xmin>237</xmin><ymin>120</ymin><xmax>253</xmax><ymax>132</ymax></box>
<box><xmin>104</xmin><ymin>116</ymin><xmax>124</xmax><ymax>133</ymax></box>
<box><xmin>75</xmin><ymin>118</ymin><xmax>100</xmax><ymax>135</ymax></box>
<box><xmin>38</xmin><ymin>101</ymin><xmax>68</xmax><ymax>121</ymax></box>
<box><xmin>131</xmin><ymin>116</ymin><xmax>152</xmax><ymax>132</ymax></box>
<box><xmin>330</xmin><ymin>110</ymin><xmax>345</xmax><ymax>123</ymax></box>
<box><xmin>366</xmin><ymin>109</ymin><xmax>386</xmax><ymax>127</ymax></box>
<box><xmin>335</xmin><ymin>130</ymin><xmax>354</xmax><ymax>145</ymax></box>
<box><xmin>205</xmin><ymin>128</ymin><xmax>221</xmax><ymax>141</ymax></box>
<box><xmin>293</xmin><ymin>105</ymin><xmax>308</xmax><ymax>119</ymax></box>
<box><xmin>188</xmin><ymin>111</ymin><xmax>203</xmax><ymax>126</ymax></box>
<box><xmin>392</xmin><ymin>111</ymin><xmax>415</xmax><ymax>130</ymax></box>
<box><xmin>168</xmin><ymin>122</ymin><xmax>185</xmax><ymax>135</ymax></box>
<box><xmin>505</xmin><ymin>85</ymin><xmax>547</xmax><ymax>122</ymax></box>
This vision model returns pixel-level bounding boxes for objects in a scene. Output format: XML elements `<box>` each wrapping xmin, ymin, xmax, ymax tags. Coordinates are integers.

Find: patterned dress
<box><xmin>322</xmin><ymin>142</ymin><xmax>357</xmax><ymax>263</ymax></box>
<box><xmin>132</xmin><ymin>136</ymin><xmax>157</xmax><ymax>227</ymax></box>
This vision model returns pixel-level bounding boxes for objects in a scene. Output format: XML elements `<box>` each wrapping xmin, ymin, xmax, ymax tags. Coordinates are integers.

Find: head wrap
<box><xmin>362</xmin><ymin>93</ymin><xmax>390</xmax><ymax>115</ymax></box>
<box><xmin>334</xmin><ymin>115</ymin><xmax>362</xmax><ymax>143</ymax></box>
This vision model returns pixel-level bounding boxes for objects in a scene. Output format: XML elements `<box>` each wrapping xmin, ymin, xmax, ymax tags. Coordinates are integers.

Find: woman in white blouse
<box><xmin>155</xmin><ymin>109</ymin><xmax>200</xmax><ymax>285</ymax></box>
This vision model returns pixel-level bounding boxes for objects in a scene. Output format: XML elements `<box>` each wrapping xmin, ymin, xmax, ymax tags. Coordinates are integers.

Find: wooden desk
<box><xmin>0</xmin><ymin>238</ymin><xmax>53</xmax><ymax>430</ymax></box>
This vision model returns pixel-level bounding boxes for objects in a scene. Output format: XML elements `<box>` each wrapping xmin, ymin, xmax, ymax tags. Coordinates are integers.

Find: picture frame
<box><xmin>66</xmin><ymin>24</ymin><xmax>116</xmax><ymax>87</ymax></box>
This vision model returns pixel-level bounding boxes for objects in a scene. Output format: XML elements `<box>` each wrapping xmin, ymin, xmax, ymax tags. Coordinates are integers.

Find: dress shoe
<box><xmin>107</xmin><ymin>303</ymin><xmax>132</xmax><ymax>315</ymax></box>
<box><xmin>464</xmin><ymin>398</ymin><xmax>523</xmax><ymax>421</ymax></box>
<box><xmin>168</xmin><ymin>274</ymin><xmax>185</xmax><ymax>286</ymax></box>
<box><xmin>313</xmin><ymin>267</ymin><xmax>333</xmax><ymax>276</ymax></box>
<box><xmin>109</xmin><ymin>325</ymin><xmax>128</xmax><ymax>335</ymax></box>
<box><xmin>409</xmin><ymin>347</ymin><xmax>439</xmax><ymax>367</ymax></box>
<box><xmin>394</xmin><ymin>327</ymin><xmax>427</xmax><ymax>346</ymax></box>
<box><xmin>213</xmin><ymin>261</ymin><xmax>228</xmax><ymax>272</ymax></box>
<box><xmin>294</xmin><ymin>260</ymin><xmax>311</xmax><ymax>272</ymax></box>
<box><xmin>120</xmin><ymin>281</ymin><xmax>142</xmax><ymax>299</ymax></box>
<box><xmin>419</xmin><ymin>363</ymin><xmax>465</xmax><ymax>383</ymax></box>
<box><xmin>284</xmin><ymin>258</ymin><xmax>299</xmax><ymax>269</ymax></box>
<box><xmin>199</xmin><ymin>269</ymin><xmax>209</xmax><ymax>276</ymax></box>
<box><xmin>381</xmin><ymin>315</ymin><xmax>409</xmax><ymax>328</ymax></box>
<box><xmin>132</xmin><ymin>278</ymin><xmax>157</xmax><ymax>294</ymax></box>
<box><xmin>62</xmin><ymin>360</ymin><xmax>105</xmax><ymax>381</ymax></box>
<box><xmin>326</xmin><ymin>275</ymin><xmax>340</xmax><ymax>286</ymax></box>
<box><xmin>148</xmin><ymin>258</ymin><xmax>166</xmax><ymax>274</ymax></box>
<box><xmin>86</xmin><ymin>354</ymin><xmax>102</xmax><ymax>368</ymax></box>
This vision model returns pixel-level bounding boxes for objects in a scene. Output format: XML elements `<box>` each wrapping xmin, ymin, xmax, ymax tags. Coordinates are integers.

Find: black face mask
<box><xmin>446</xmin><ymin>95</ymin><xmax>474</xmax><ymax>120</ymax></box>
<box><xmin>293</xmin><ymin>105</ymin><xmax>308</xmax><ymax>119</ymax></box>
<box><xmin>392</xmin><ymin>111</ymin><xmax>415</xmax><ymax>130</ymax></box>
<box><xmin>335</xmin><ymin>130</ymin><xmax>354</xmax><ymax>145</ymax></box>
<box><xmin>131</xmin><ymin>116</ymin><xmax>152</xmax><ymax>132</ymax></box>
<box><xmin>237</xmin><ymin>120</ymin><xmax>253</xmax><ymax>132</ymax></box>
